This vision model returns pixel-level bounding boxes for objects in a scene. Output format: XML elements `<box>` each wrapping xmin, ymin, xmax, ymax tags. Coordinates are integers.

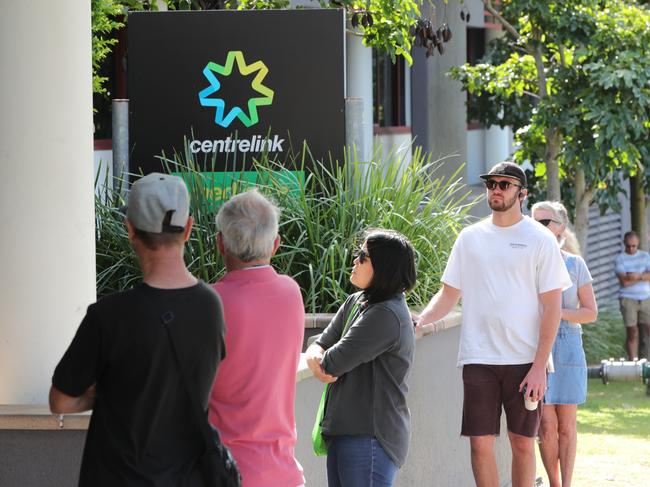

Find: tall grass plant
<box><xmin>95</xmin><ymin>144</ymin><xmax>477</xmax><ymax>311</ymax></box>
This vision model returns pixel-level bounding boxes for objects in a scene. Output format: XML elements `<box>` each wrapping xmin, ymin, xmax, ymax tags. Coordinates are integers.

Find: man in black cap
<box><xmin>417</xmin><ymin>162</ymin><xmax>571</xmax><ymax>487</ymax></box>
<box><xmin>49</xmin><ymin>173</ymin><xmax>225</xmax><ymax>486</ymax></box>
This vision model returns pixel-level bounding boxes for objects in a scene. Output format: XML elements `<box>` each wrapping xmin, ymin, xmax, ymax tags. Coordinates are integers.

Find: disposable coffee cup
<box><xmin>524</xmin><ymin>395</ymin><xmax>539</xmax><ymax>411</ymax></box>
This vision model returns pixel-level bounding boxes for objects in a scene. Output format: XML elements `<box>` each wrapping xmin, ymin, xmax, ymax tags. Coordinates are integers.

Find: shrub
<box><xmin>95</xmin><ymin>144</ymin><xmax>476</xmax><ymax>311</ymax></box>
<box><xmin>582</xmin><ymin>306</ymin><xmax>627</xmax><ymax>365</ymax></box>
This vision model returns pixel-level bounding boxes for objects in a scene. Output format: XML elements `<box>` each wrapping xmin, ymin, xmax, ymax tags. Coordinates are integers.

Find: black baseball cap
<box><xmin>479</xmin><ymin>162</ymin><xmax>527</xmax><ymax>188</ymax></box>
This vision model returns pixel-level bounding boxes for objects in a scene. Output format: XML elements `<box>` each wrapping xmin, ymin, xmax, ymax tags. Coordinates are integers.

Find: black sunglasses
<box><xmin>355</xmin><ymin>247</ymin><xmax>370</xmax><ymax>263</ymax></box>
<box><xmin>484</xmin><ymin>179</ymin><xmax>522</xmax><ymax>191</ymax></box>
<box><xmin>536</xmin><ymin>219</ymin><xmax>558</xmax><ymax>227</ymax></box>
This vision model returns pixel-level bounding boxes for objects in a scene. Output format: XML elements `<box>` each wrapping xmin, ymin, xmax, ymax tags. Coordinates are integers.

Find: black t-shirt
<box><xmin>53</xmin><ymin>281</ymin><xmax>225</xmax><ymax>487</ymax></box>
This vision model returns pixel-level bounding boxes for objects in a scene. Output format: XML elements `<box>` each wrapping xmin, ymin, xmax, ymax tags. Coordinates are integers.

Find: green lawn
<box><xmin>536</xmin><ymin>380</ymin><xmax>650</xmax><ymax>487</ymax></box>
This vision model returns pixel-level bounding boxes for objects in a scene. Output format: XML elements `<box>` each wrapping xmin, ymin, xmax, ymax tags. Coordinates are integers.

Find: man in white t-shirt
<box><xmin>417</xmin><ymin>162</ymin><xmax>571</xmax><ymax>487</ymax></box>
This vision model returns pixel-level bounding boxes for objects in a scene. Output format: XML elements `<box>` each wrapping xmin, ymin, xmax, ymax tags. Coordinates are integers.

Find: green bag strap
<box><xmin>312</xmin><ymin>297</ymin><xmax>361</xmax><ymax>455</ymax></box>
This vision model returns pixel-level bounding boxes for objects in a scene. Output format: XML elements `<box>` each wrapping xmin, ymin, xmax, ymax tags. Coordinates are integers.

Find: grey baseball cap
<box><xmin>126</xmin><ymin>173</ymin><xmax>190</xmax><ymax>233</ymax></box>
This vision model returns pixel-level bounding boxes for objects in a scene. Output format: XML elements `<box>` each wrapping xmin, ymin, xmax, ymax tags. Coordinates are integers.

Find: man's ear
<box><xmin>216</xmin><ymin>231</ymin><xmax>226</xmax><ymax>256</ymax></box>
<box><xmin>125</xmin><ymin>220</ymin><xmax>136</xmax><ymax>241</ymax></box>
<box><xmin>183</xmin><ymin>217</ymin><xmax>194</xmax><ymax>242</ymax></box>
<box><xmin>271</xmin><ymin>235</ymin><xmax>281</xmax><ymax>257</ymax></box>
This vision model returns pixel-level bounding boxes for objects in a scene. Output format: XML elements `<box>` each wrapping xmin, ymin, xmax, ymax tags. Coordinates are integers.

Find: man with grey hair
<box><xmin>50</xmin><ymin>173</ymin><xmax>225</xmax><ymax>486</ymax></box>
<box><xmin>209</xmin><ymin>189</ymin><xmax>306</xmax><ymax>487</ymax></box>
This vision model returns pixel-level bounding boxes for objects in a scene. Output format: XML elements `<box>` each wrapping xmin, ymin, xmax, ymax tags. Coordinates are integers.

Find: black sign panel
<box><xmin>128</xmin><ymin>9</ymin><xmax>345</xmax><ymax>175</ymax></box>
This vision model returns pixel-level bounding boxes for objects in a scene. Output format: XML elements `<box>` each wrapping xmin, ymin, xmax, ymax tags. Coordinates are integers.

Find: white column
<box><xmin>0</xmin><ymin>2</ymin><xmax>96</xmax><ymax>404</ymax></box>
<box><xmin>345</xmin><ymin>28</ymin><xmax>373</xmax><ymax>162</ymax></box>
<box><xmin>485</xmin><ymin>124</ymin><xmax>513</xmax><ymax>169</ymax></box>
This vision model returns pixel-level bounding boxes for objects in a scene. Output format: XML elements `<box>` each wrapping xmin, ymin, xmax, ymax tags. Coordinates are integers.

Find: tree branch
<box><xmin>558</xmin><ymin>43</ymin><xmax>566</xmax><ymax>67</ymax></box>
<box><xmin>522</xmin><ymin>90</ymin><xmax>541</xmax><ymax>100</ymax></box>
<box><xmin>531</xmin><ymin>28</ymin><xmax>548</xmax><ymax>98</ymax></box>
<box><xmin>483</xmin><ymin>0</ymin><xmax>524</xmax><ymax>44</ymax></box>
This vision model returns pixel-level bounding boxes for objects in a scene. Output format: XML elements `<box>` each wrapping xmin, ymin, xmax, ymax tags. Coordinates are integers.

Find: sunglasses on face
<box><xmin>355</xmin><ymin>247</ymin><xmax>370</xmax><ymax>263</ymax></box>
<box><xmin>625</xmin><ymin>244</ymin><xmax>638</xmax><ymax>249</ymax></box>
<box><xmin>536</xmin><ymin>219</ymin><xmax>559</xmax><ymax>227</ymax></box>
<box><xmin>483</xmin><ymin>179</ymin><xmax>522</xmax><ymax>191</ymax></box>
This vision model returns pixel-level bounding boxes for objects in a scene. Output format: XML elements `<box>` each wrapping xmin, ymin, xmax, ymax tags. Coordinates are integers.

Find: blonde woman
<box><xmin>531</xmin><ymin>201</ymin><xmax>598</xmax><ymax>487</ymax></box>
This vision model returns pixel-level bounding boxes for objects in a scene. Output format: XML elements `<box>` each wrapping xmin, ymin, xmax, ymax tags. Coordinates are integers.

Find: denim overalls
<box><xmin>545</xmin><ymin>254</ymin><xmax>588</xmax><ymax>404</ymax></box>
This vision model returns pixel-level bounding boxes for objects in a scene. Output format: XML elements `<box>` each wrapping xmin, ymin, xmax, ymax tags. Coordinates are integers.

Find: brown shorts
<box><xmin>461</xmin><ymin>363</ymin><xmax>542</xmax><ymax>438</ymax></box>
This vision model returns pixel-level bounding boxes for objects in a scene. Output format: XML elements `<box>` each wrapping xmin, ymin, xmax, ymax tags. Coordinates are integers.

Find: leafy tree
<box><xmin>92</xmin><ymin>0</ymin><xmax>448</xmax><ymax>96</ymax></box>
<box><xmin>560</xmin><ymin>1</ymin><xmax>650</xmax><ymax>250</ymax></box>
<box><xmin>91</xmin><ymin>0</ymin><xmax>161</xmax><ymax>96</ymax></box>
<box><xmin>325</xmin><ymin>0</ymin><xmax>422</xmax><ymax>64</ymax></box>
<box><xmin>165</xmin><ymin>0</ymin><xmax>239</xmax><ymax>9</ymax></box>
<box><xmin>177</xmin><ymin>0</ymin><xmax>433</xmax><ymax>65</ymax></box>
<box><xmin>450</xmin><ymin>0</ymin><xmax>650</xmax><ymax>252</ymax></box>
<box><xmin>236</xmin><ymin>0</ymin><xmax>288</xmax><ymax>9</ymax></box>
<box><xmin>91</xmin><ymin>0</ymin><xmax>125</xmax><ymax>95</ymax></box>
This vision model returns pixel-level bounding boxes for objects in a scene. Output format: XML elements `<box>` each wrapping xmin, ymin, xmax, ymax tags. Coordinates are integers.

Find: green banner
<box><xmin>173</xmin><ymin>170</ymin><xmax>304</xmax><ymax>209</ymax></box>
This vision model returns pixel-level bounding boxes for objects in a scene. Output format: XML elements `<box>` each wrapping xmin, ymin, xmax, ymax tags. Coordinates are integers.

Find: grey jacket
<box><xmin>316</xmin><ymin>291</ymin><xmax>415</xmax><ymax>466</ymax></box>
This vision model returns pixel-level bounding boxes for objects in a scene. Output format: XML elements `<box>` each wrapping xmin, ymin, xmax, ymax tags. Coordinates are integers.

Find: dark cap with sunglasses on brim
<box><xmin>479</xmin><ymin>162</ymin><xmax>527</xmax><ymax>188</ymax></box>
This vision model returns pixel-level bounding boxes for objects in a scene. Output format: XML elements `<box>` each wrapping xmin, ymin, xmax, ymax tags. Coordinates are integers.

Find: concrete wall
<box><xmin>94</xmin><ymin>149</ymin><xmax>113</xmax><ymax>193</ymax></box>
<box><xmin>374</xmin><ymin>130</ymin><xmax>414</xmax><ymax>169</ymax></box>
<box><xmin>409</xmin><ymin>1</ymin><xmax>493</xmax><ymax>220</ymax></box>
<box><xmin>411</xmin><ymin>1</ymin><xmax>468</xmax><ymax>184</ymax></box>
<box><xmin>0</xmin><ymin>430</ymin><xmax>84</xmax><ymax>487</ymax></box>
<box><xmin>296</xmin><ymin>323</ymin><xmax>512</xmax><ymax>487</ymax></box>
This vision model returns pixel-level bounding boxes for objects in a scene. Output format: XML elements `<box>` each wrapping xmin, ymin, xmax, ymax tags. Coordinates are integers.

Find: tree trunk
<box><xmin>530</xmin><ymin>33</ymin><xmax>562</xmax><ymax>202</ymax></box>
<box><xmin>630</xmin><ymin>173</ymin><xmax>648</xmax><ymax>251</ymax></box>
<box><xmin>574</xmin><ymin>168</ymin><xmax>594</xmax><ymax>256</ymax></box>
<box><xmin>544</xmin><ymin>129</ymin><xmax>562</xmax><ymax>201</ymax></box>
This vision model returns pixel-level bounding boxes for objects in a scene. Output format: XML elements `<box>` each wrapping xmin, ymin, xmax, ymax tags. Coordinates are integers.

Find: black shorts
<box><xmin>461</xmin><ymin>363</ymin><xmax>542</xmax><ymax>438</ymax></box>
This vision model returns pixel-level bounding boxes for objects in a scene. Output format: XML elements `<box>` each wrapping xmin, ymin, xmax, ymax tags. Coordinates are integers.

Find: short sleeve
<box><xmin>574</xmin><ymin>255</ymin><xmax>593</xmax><ymax>287</ymax></box>
<box><xmin>52</xmin><ymin>305</ymin><xmax>104</xmax><ymax>397</ymax></box>
<box><xmin>614</xmin><ymin>254</ymin><xmax>625</xmax><ymax>274</ymax></box>
<box><xmin>441</xmin><ymin>233</ymin><xmax>463</xmax><ymax>290</ymax></box>
<box><xmin>536</xmin><ymin>235</ymin><xmax>572</xmax><ymax>293</ymax></box>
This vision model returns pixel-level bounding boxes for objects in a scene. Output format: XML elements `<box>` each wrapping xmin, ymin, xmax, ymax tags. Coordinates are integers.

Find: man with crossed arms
<box><xmin>417</xmin><ymin>162</ymin><xmax>571</xmax><ymax>487</ymax></box>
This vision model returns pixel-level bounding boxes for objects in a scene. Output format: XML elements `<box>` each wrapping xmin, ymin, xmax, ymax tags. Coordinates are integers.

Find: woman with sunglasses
<box><xmin>531</xmin><ymin>201</ymin><xmax>598</xmax><ymax>487</ymax></box>
<box><xmin>305</xmin><ymin>229</ymin><xmax>417</xmax><ymax>487</ymax></box>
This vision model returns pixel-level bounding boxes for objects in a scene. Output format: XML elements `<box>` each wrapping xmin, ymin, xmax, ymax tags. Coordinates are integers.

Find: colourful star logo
<box><xmin>198</xmin><ymin>51</ymin><xmax>274</xmax><ymax>128</ymax></box>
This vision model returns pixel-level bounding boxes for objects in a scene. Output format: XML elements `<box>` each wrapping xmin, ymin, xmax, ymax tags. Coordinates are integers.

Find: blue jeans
<box><xmin>326</xmin><ymin>435</ymin><xmax>398</xmax><ymax>487</ymax></box>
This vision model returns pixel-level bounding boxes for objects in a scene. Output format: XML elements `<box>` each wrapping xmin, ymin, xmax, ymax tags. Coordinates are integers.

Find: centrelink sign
<box><xmin>128</xmin><ymin>9</ymin><xmax>345</xmax><ymax>185</ymax></box>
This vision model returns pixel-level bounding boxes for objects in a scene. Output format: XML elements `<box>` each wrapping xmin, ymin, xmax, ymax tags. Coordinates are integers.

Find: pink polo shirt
<box><xmin>209</xmin><ymin>266</ymin><xmax>305</xmax><ymax>487</ymax></box>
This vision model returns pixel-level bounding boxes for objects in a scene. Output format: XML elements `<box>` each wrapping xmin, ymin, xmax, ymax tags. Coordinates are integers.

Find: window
<box><xmin>372</xmin><ymin>51</ymin><xmax>408</xmax><ymax>127</ymax></box>
<box><xmin>466</xmin><ymin>27</ymin><xmax>486</xmax><ymax>129</ymax></box>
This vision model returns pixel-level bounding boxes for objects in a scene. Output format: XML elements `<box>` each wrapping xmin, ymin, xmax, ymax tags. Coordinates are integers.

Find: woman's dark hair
<box><xmin>362</xmin><ymin>229</ymin><xmax>417</xmax><ymax>304</ymax></box>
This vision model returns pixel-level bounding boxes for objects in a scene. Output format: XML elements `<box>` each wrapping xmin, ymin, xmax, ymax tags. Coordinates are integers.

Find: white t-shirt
<box><xmin>442</xmin><ymin>216</ymin><xmax>572</xmax><ymax>366</ymax></box>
